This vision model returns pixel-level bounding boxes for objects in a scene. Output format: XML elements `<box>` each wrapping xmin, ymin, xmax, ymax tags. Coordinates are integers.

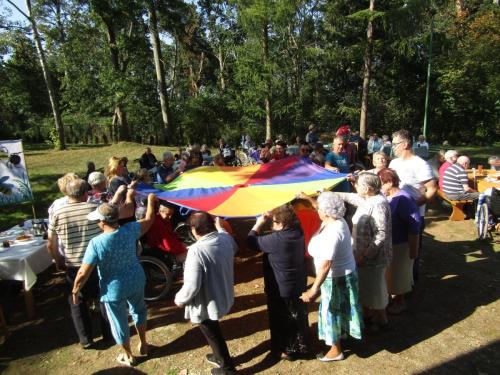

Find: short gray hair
<box><xmin>392</xmin><ymin>129</ymin><xmax>411</xmax><ymax>145</ymax></box>
<box><xmin>372</xmin><ymin>151</ymin><xmax>386</xmax><ymax>159</ymax></box>
<box><xmin>66</xmin><ymin>178</ymin><xmax>89</xmax><ymax>198</ymax></box>
<box><xmin>457</xmin><ymin>155</ymin><xmax>470</xmax><ymax>166</ymax></box>
<box><xmin>357</xmin><ymin>172</ymin><xmax>381</xmax><ymax>195</ymax></box>
<box><xmin>163</xmin><ymin>151</ymin><xmax>174</xmax><ymax>160</ymax></box>
<box><xmin>444</xmin><ymin>149</ymin><xmax>458</xmax><ymax>162</ymax></box>
<box><xmin>317</xmin><ymin>192</ymin><xmax>346</xmax><ymax>219</ymax></box>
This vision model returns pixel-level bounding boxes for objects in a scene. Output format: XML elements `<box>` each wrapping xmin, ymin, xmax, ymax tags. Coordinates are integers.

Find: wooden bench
<box><xmin>436</xmin><ymin>190</ymin><xmax>473</xmax><ymax>221</ymax></box>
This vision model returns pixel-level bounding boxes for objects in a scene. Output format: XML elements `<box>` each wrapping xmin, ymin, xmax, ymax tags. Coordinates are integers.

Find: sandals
<box><xmin>116</xmin><ymin>353</ymin><xmax>136</xmax><ymax>367</ymax></box>
<box><xmin>316</xmin><ymin>352</ymin><xmax>345</xmax><ymax>362</ymax></box>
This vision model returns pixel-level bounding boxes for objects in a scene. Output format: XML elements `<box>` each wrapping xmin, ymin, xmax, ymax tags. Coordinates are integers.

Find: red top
<box><xmin>146</xmin><ymin>214</ymin><xmax>187</xmax><ymax>255</ymax></box>
<box><xmin>294</xmin><ymin>208</ymin><xmax>322</xmax><ymax>258</ymax></box>
<box><xmin>438</xmin><ymin>161</ymin><xmax>452</xmax><ymax>189</ymax></box>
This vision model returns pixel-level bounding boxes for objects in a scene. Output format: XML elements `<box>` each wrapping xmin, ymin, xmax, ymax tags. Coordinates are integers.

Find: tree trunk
<box><xmin>455</xmin><ymin>0</ymin><xmax>466</xmax><ymax>17</ymax></box>
<box><xmin>359</xmin><ymin>0</ymin><xmax>375</xmax><ymax>140</ymax></box>
<box><xmin>114</xmin><ymin>105</ymin><xmax>129</xmax><ymax>142</ymax></box>
<box><xmin>103</xmin><ymin>19</ymin><xmax>130</xmax><ymax>141</ymax></box>
<box><xmin>170</xmin><ymin>38</ymin><xmax>179</xmax><ymax>100</ymax></box>
<box><xmin>21</xmin><ymin>0</ymin><xmax>66</xmax><ymax>149</ymax></box>
<box><xmin>263</xmin><ymin>23</ymin><xmax>272</xmax><ymax>141</ymax></box>
<box><xmin>218</xmin><ymin>45</ymin><xmax>226</xmax><ymax>91</ymax></box>
<box><xmin>148</xmin><ymin>0</ymin><xmax>173</xmax><ymax>145</ymax></box>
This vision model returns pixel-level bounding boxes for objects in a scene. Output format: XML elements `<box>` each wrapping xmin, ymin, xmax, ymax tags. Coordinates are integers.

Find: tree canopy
<box><xmin>0</xmin><ymin>0</ymin><xmax>498</xmax><ymax>147</ymax></box>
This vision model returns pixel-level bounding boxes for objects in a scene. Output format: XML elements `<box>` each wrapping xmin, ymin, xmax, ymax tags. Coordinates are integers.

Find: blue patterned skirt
<box><xmin>318</xmin><ymin>271</ymin><xmax>363</xmax><ymax>346</ymax></box>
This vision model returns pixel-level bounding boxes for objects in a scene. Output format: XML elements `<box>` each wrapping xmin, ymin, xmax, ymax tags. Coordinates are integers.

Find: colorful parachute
<box><xmin>136</xmin><ymin>156</ymin><xmax>347</xmax><ymax>217</ymax></box>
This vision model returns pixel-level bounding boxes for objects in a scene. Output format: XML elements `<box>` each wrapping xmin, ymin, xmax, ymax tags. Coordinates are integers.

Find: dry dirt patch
<box><xmin>0</xmin><ymin>202</ymin><xmax>499</xmax><ymax>374</ymax></box>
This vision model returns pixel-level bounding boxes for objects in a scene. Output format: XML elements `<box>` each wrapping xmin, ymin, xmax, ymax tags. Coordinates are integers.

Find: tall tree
<box><xmin>147</xmin><ymin>0</ymin><xmax>173</xmax><ymax>144</ymax></box>
<box><xmin>7</xmin><ymin>0</ymin><xmax>65</xmax><ymax>149</ymax></box>
<box><xmin>359</xmin><ymin>0</ymin><xmax>375</xmax><ymax>139</ymax></box>
<box><xmin>89</xmin><ymin>0</ymin><xmax>140</xmax><ymax>141</ymax></box>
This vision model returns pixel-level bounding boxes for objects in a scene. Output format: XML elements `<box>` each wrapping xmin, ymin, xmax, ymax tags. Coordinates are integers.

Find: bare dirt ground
<box><xmin>1</xmin><ymin>200</ymin><xmax>499</xmax><ymax>375</ymax></box>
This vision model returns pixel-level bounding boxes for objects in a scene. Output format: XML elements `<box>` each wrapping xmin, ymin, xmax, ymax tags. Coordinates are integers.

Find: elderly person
<box><xmin>367</xmin><ymin>151</ymin><xmax>388</xmax><ymax>174</ymax></box>
<box><xmin>87</xmin><ymin>171</ymin><xmax>111</xmax><ymax>204</ymax></box>
<box><xmin>438</xmin><ymin>150</ymin><xmax>458</xmax><ymax>189</ymax></box>
<box><xmin>414</xmin><ymin>135</ymin><xmax>429</xmax><ymax>148</ymax></box>
<box><xmin>48</xmin><ymin>178</ymin><xmax>111</xmax><ymax>348</ymax></box>
<box><xmin>488</xmin><ymin>156</ymin><xmax>500</xmax><ymax>172</ymax></box>
<box><xmin>336</xmin><ymin>172</ymin><xmax>392</xmax><ymax>329</ymax></box>
<box><xmin>247</xmin><ymin>204</ymin><xmax>309</xmax><ymax>360</ymax></box>
<box><xmin>175</xmin><ymin>212</ymin><xmax>238</xmax><ymax>375</ymax></box>
<box><xmin>157</xmin><ymin>151</ymin><xmax>182</xmax><ymax>183</ymax></box>
<box><xmin>443</xmin><ymin>155</ymin><xmax>480</xmax><ymax>201</ymax></box>
<box><xmin>48</xmin><ymin>173</ymin><xmax>79</xmax><ymax>221</ymax></box>
<box><xmin>378</xmin><ymin>169</ymin><xmax>421</xmax><ymax>314</ymax></box>
<box><xmin>145</xmin><ymin>202</ymin><xmax>187</xmax><ymax>263</ymax></box>
<box><xmin>72</xmin><ymin>193</ymin><xmax>157</xmax><ymax>366</ymax></box>
<box><xmin>299</xmin><ymin>192</ymin><xmax>362</xmax><ymax>361</ymax></box>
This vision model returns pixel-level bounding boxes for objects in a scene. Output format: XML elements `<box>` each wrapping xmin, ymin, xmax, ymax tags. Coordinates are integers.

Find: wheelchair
<box><xmin>476</xmin><ymin>189</ymin><xmax>500</xmax><ymax>240</ymax></box>
<box><xmin>138</xmin><ymin>222</ymin><xmax>196</xmax><ymax>301</ymax></box>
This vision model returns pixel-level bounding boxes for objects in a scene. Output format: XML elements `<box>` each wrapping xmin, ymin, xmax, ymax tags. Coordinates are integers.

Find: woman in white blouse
<box><xmin>300</xmin><ymin>192</ymin><xmax>363</xmax><ymax>362</ymax></box>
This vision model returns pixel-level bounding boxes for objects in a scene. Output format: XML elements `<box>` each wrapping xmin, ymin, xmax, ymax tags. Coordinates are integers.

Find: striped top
<box><xmin>48</xmin><ymin>202</ymin><xmax>101</xmax><ymax>267</ymax></box>
<box><xmin>442</xmin><ymin>163</ymin><xmax>468</xmax><ymax>196</ymax></box>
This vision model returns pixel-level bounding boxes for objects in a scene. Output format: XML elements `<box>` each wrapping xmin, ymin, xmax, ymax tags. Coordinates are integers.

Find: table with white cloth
<box><xmin>0</xmin><ymin>223</ymin><xmax>53</xmax><ymax>318</ymax></box>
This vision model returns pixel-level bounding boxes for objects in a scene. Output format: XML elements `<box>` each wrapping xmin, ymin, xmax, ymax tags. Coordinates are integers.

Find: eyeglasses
<box><xmin>392</xmin><ymin>141</ymin><xmax>404</xmax><ymax>148</ymax></box>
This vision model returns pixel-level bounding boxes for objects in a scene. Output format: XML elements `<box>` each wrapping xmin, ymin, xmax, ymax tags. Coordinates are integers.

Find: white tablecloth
<box><xmin>0</xmin><ymin>226</ymin><xmax>53</xmax><ymax>290</ymax></box>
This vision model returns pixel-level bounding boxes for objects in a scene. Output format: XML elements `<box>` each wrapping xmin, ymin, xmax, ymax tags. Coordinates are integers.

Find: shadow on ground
<box><xmin>0</xmin><ymin>201</ymin><xmax>499</xmax><ymax>374</ymax></box>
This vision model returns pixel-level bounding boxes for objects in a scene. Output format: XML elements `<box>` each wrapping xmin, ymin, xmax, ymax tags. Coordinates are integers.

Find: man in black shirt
<box><xmin>139</xmin><ymin>147</ymin><xmax>158</xmax><ymax>170</ymax></box>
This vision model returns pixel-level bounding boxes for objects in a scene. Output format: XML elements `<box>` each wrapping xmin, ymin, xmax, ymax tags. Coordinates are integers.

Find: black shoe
<box><xmin>211</xmin><ymin>368</ymin><xmax>237</xmax><ymax>375</ymax></box>
<box><xmin>80</xmin><ymin>339</ymin><xmax>94</xmax><ymax>349</ymax></box>
<box><xmin>206</xmin><ymin>353</ymin><xmax>222</xmax><ymax>368</ymax></box>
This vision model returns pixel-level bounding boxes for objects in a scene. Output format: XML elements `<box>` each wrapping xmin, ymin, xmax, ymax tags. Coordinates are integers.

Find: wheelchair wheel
<box><xmin>477</xmin><ymin>203</ymin><xmax>489</xmax><ymax>239</ymax></box>
<box><xmin>140</xmin><ymin>255</ymin><xmax>173</xmax><ymax>301</ymax></box>
<box><xmin>174</xmin><ymin>223</ymin><xmax>196</xmax><ymax>245</ymax></box>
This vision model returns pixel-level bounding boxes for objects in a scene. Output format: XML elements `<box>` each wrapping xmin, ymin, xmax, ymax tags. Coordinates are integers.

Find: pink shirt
<box><xmin>438</xmin><ymin>161</ymin><xmax>452</xmax><ymax>189</ymax></box>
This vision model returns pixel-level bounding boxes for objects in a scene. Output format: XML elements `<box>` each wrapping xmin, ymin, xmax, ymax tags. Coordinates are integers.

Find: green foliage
<box><xmin>0</xmin><ymin>0</ymin><xmax>498</xmax><ymax>146</ymax></box>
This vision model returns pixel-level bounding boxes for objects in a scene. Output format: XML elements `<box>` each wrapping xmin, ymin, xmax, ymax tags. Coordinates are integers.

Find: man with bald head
<box><xmin>442</xmin><ymin>155</ymin><xmax>480</xmax><ymax>201</ymax></box>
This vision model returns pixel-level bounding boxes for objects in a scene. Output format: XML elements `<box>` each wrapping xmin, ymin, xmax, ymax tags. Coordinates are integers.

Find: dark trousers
<box><xmin>65</xmin><ymin>267</ymin><xmax>111</xmax><ymax>344</ymax></box>
<box><xmin>267</xmin><ymin>295</ymin><xmax>309</xmax><ymax>356</ymax></box>
<box><xmin>199</xmin><ymin>319</ymin><xmax>235</xmax><ymax>374</ymax></box>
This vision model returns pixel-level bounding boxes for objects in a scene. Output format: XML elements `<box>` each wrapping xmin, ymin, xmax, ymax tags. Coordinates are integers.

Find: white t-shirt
<box><xmin>308</xmin><ymin>218</ymin><xmax>355</xmax><ymax>278</ymax></box>
<box><xmin>389</xmin><ymin>155</ymin><xmax>434</xmax><ymax>216</ymax></box>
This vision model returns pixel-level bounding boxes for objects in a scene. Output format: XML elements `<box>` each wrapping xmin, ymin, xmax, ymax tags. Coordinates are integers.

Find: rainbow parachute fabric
<box><xmin>136</xmin><ymin>156</ymin><xmax>347</xmax><ymax>217</ymax></box>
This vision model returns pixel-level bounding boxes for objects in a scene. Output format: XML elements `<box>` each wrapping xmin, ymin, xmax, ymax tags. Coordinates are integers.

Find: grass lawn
<box><xmin>1</xmin><ymin>141</ymin><xmax>499</xmax><ymax>231</ymax></box>
<box><xmin>0</xmin><ymin>142</ymin><xmax>178</xmax><ymax>231</ymax></box>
